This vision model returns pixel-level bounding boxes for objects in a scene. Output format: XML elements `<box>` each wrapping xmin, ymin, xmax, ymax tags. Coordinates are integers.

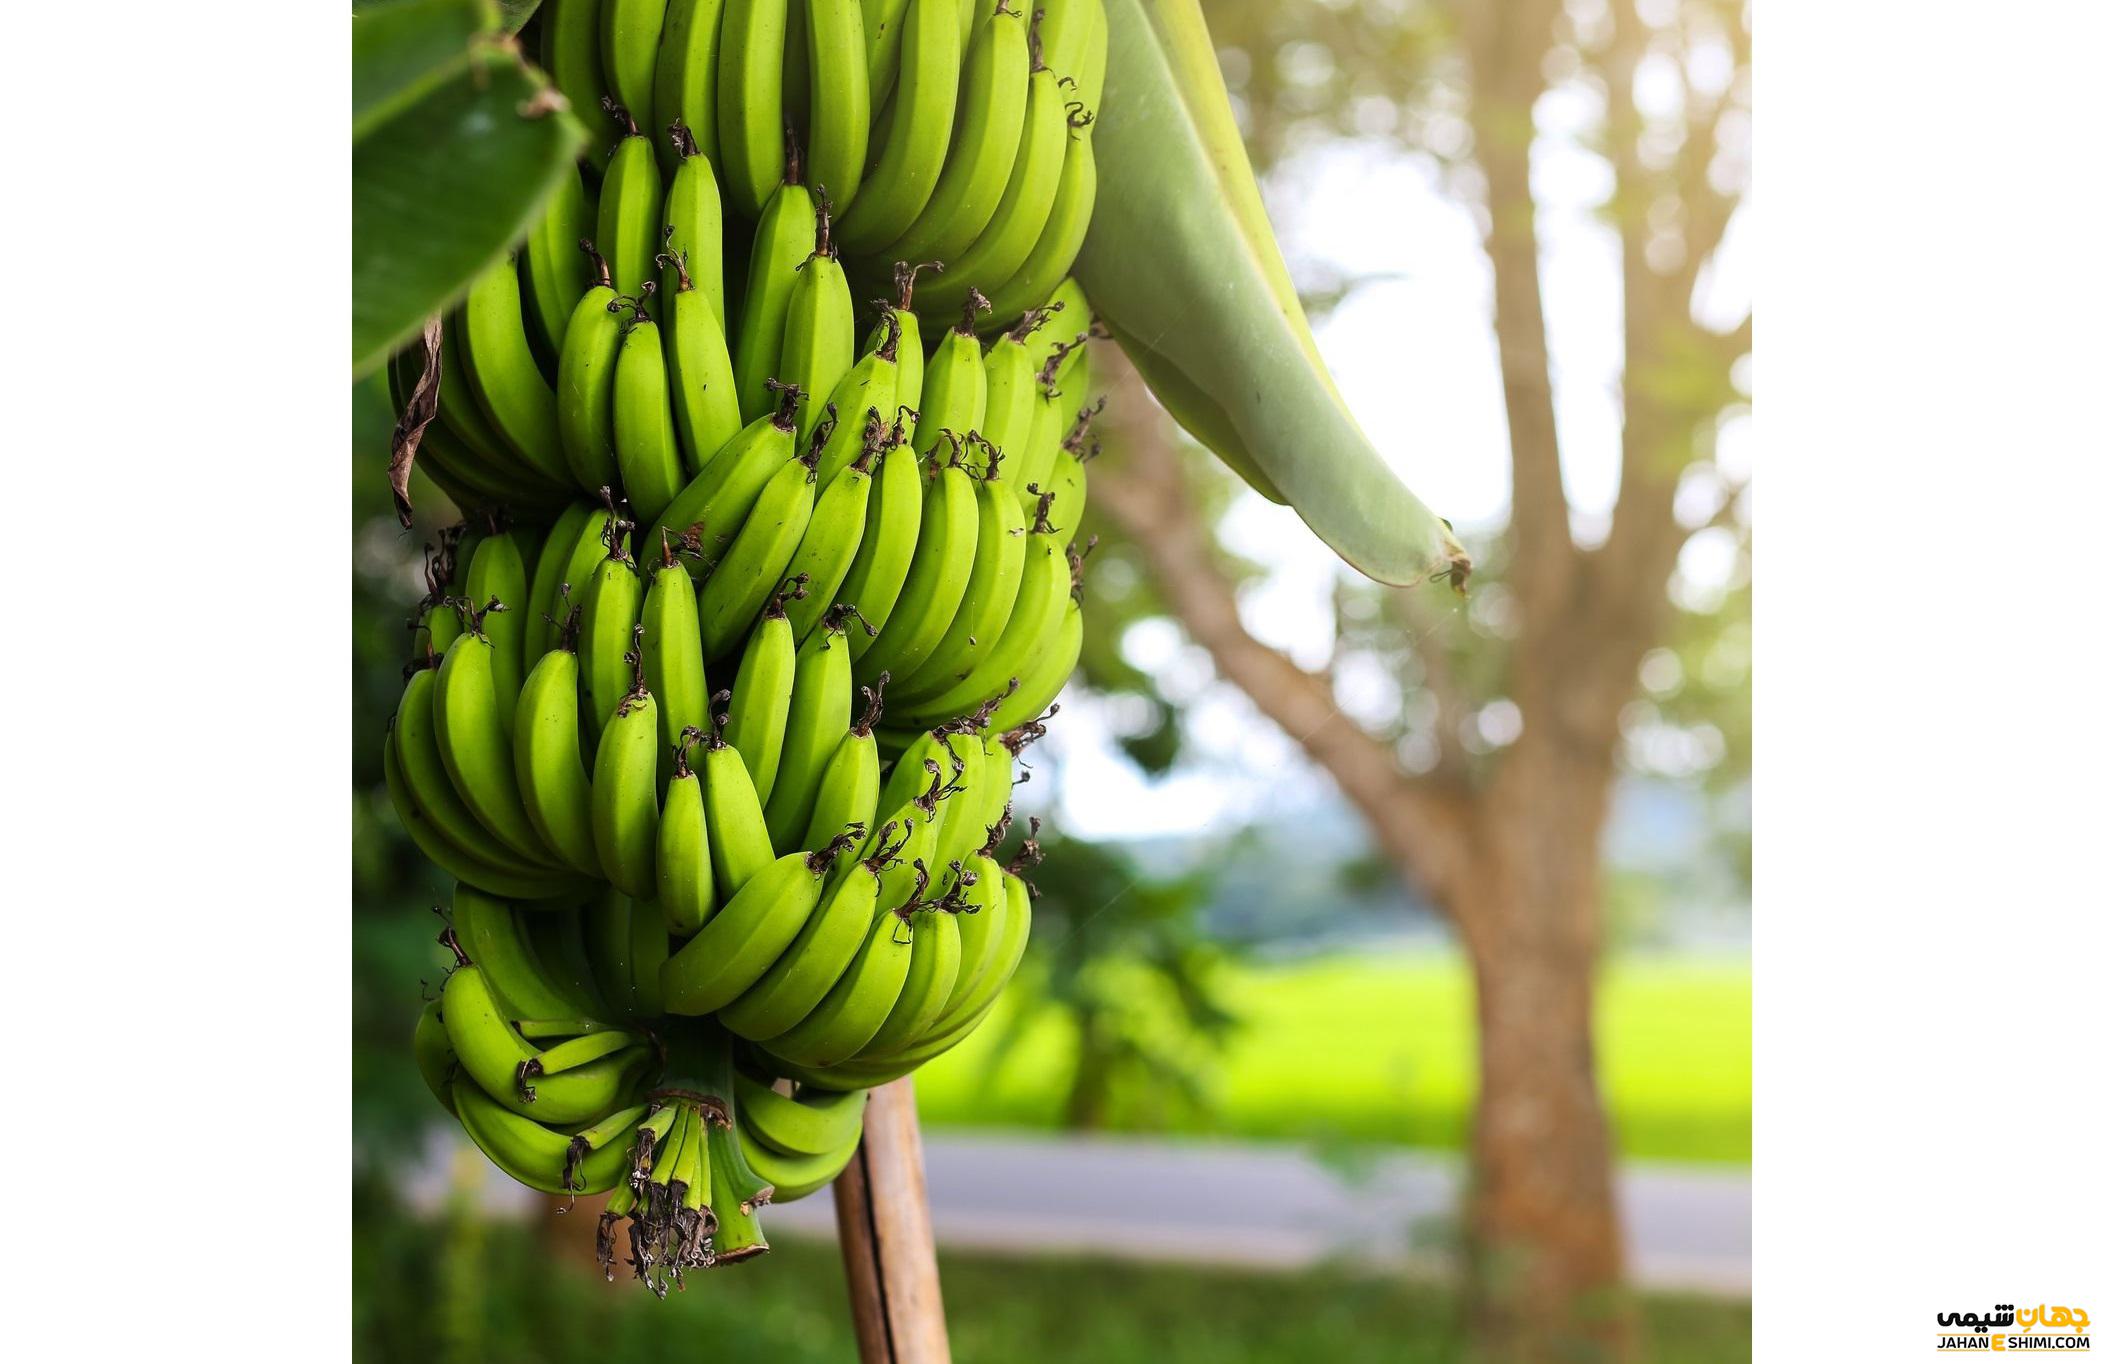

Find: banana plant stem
<box><xmin>832</xmin><ymin>1077</ymin><xmax>951</xmax><ymax>1363</ymax></box>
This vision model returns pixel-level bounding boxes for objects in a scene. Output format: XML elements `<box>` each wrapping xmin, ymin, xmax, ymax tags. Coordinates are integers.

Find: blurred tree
<box><xmin>983</xmin><ymin>831</ymin><xmax>1240</xmax><ymax>1130</ymax></box>
<box><xmin>1079</xmin><ymin>1</ymin><xmax>1749</xmax><ymax>1359</ymax></box>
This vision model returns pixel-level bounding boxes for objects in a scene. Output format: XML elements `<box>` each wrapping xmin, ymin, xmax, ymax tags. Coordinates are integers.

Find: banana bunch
<box><xmin>383</xmin><ymin>0</ymin><xmax>1114</xmax><ymax>1284</ymax></box>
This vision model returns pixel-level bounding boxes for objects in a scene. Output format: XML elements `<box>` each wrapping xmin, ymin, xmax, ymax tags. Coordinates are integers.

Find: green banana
<box><xmin>983</xmin><ymin>116</ymin><xmax>1098</xmax><ymax>318</ymax></box>
<box><xmin>602</xmin><ymin>0</ymin><xmax>671</xmax><ymax>149</ymax></box>
<box><xmin>454</xmin><ymin>1077</ymin><xmax>668</xmax><ymax>1196</ymax></box>
<box><xmin>861</xmin><ymin>0</ymin><xmax>915</xmax><ymax>115</ymax></box>
<box><xmin>657</xmin><ymin>730</ymin><xmax>717</xmax><ymax>935</ymax></box>
<box><xmin>432</xmin><ymin>630</ymin><xmax>558</xmax><ymax>863</ymax></box>
<box><xmin>459</xmin><ymin>256</ymin><xmax>572</xmax><ymax>484</ymax></box>
<box><xmin>799</xmin><ymin>680</ymin><xmax>885</xmax><ymax>849</ymax></box>
<box><xmin>896</xmin><ymin>490</ymin><xmax>1063</xmax><ymax>721</ymax></box>
<box><xmin>762</xmin><ymin>603</ymin><xmax>861</xmax><ymax>849</ymax></box>
<box><xmin>539</xmin><ymin>505</ymin><xmax>621</xmax><ymax>651</ymax></box>
<box><xmin>659</xmin><ymin>238</ymin><xmax>742</xmax><ymax>477</ymax></box>
<box><xmin>802</xmin><ymin>0</ymin><xmax>872</xmax><ymax>208</ymax></box>
<box><xmin>917</xmin><ymin>60</ymin><xmax>1069</xmax><ymax>318</ymax></box>
<box><xmin>579</xmin><ymin>537</ymin><xmax>645</xmax><ymax>736</ymax></box>
<box><xmin>520</xmin><ymin>904</ymin><xmax>619</xmax><ymax>1016</ymax></box>
<box><xmin>514</xmin><ymin>642</ymin><xmax>602</xmax><ymax>876</ymax></box>
<box><xmin>856</xmin><ymin>437</ymin><xmax>980</xmax><ymax>685</ymax></box>
<box><xmin>856</xmin><ymin>887</ymin><xmax>962</xmax><ymax>1058</ymax></box>
<box><xmin>1009</xmin><ymin>341</ymin><xmax>1075</xmax><ymax>503</ymax></box>
<box><xmin>834</xmin><ymin>0</ymin><xmax>962</xmax><ymax>255</ymax></box>
<box><xmin>735</xmin><ymin>1070</ymin><xmax>867</xmax><ymax>1156</ymax></box>
<box><xmin>732</xmin><ymin>180</ymin><xmax>820</xmax><ymax>420</ymax></box>
<box><xmin>868</xmin><ymin>262</ymin><xmax>931</xmax><ymax>418</ymax></box>
<box><xmin>718</xmin><ymin>829</ymin><xmax>894</xmax><ymax>1038</ymax></box>
<box><xmin>416</xmin><ymin>999</ymin><xmax>458</xmax><ymax>1113</ymax></box>
<box><xmin>911</xmin><ymin>296</ymin><xmax>990</xmax><ymax>455</ymax></box>
<box><xmin>590</xmin><ymin>653</ymin><xmax>661</xmax><ymax>898</ymax></box>
<box><xmin>654</xmin><ymin>0</ymin><xmax>729</xmax><ymax>176</ymax></box>
<box><xmin>738</xmin><ymin>1118</ymin><xmax>861</xmax><ymax>1199</ymax></box>
<box><xmin>785</xmin><ymin>422</ymin><xmax>883</xmax><ymax>644</ymax></box>
<box><xmin>641</xmin><ymin>381</ymin><xmax>802</xmax><ymax>576</ymax></box>
<box><xmin>461</xmin><ymin>532</ymin><xmax>531</xmax><ymax>730</ymax></box>
<box><xmin>988</xmin><ymin>591</ymin><xmax>1080</xmax><ymax>731</ymax></box>
<box><xmin>979</xmin><ymin>304</ymin><xmax>1049</xmax><ymax>481</ymax></box>
<box><xmin>556</xmin><ymin>246</ymin><xmax>630</xmax><ymax>495</ymax></box>
<box><xmin>893</xmin><ymin>437</ymin><xmax>1028</xmax><ymax>700</ymax></box>
<box><xmin>779</xmin><ymin>203</ymin><xmax>855</xmax><ymax>442</ymax></box>
<box><xmin>700</xmin><ymin>699</ymin><xmax>778</xmax><ymax>900</ymax></box>
<box><xmin>720</xmin><ymin>590</ymin><xmax>802</xmax><ymax>801</ymax></box>
<box><xmin>598</xmin><ymin>113</ymin><xmax>668</xmax><ymax>316</ymax></box>
<box><xmin>661</xmin><ymin>834</ymin><xmax>862</xmax><ymax>1014</ymax></box>
<box><xmin>760</xmin><ymin>881</ymin><xmax>917</xmax><ymax>1066</ymax></box>
<box><xmin>521</xmin><ymin>165</ymin><xmax>593</xmax><ymax>370</ymax></box>
<box><xmin>1044</xmin><ymin>418</ymin><xmax>1089</xmax><ymax>539</ymax></box>
<box><xmin>452</xmin><ymin>885</ymin><xmax>602</xmax><ymax>1021</ymax></box>
<box><xmin>641</xmin><ymin>543</ymin><xmax>712</xmax><ymax>778</ymax></box>
<box><xmin>525</xmin><ymin>502</ymin><xmax>595</xmax><ymax>658</ymax></box>
<box><xmin>441</xmin><ymin>963</ymin><xmax>649</xmax><ymax>1123</ymax></box>
<box><xmin>717</xmin><ymin>0</ymin><xmax>790</xmax><ymax>218</ymax></box>
<box><xmin>610</xmin><ymin>302</ymin><xmax>687</xmax><ymax>525</ymax></box>
<box><xmin>810</xmin><ymin>321</ymin><xmax>901</xmax><ymax>489</ymax></box>
<box><xmin>698</xmin><ymin>457</ymin><xmax>818</xmax><ymax>660</ymax></box>
<box><xmin>542</xmin><ymin>0</ymin><xmax>619</xmax><ymax>168</ymax></box>
<box><xmin>837</xmin><ymin>418</ymin><xmax>923</xmax><ymax>656</ymax></box>
<box><xmin>384</xmin><ymin>717</ymin><xmax>580</xmax><ymax>899</ymax></box>
<box><xmin>882</xmin><ymin>1</ymin><xmax>1030</xmax><ymax>266</ymax></box>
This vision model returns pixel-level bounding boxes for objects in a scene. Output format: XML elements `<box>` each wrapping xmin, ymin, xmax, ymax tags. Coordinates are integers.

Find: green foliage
<box><xmin>351</xmin><ymin>0</ymin><xmax>585</xmax><ymax>376</ymax></box>
<box><xmin>919</xmin><ymin>949</ymin><xmax>1752</xmax><ymax>1163</ymax></box>
<box><xmin>353</xmin><ymin>1177</ymin><xmax>1751</xmax><ymax>1362</ymax></box>
<box><xmin>980</xmin><ymin>832</ymin><xmax>1240</xmax><ymax>1130</ymax></box>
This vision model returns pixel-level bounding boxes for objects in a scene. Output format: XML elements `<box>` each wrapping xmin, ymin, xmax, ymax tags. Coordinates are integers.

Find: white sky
<box><xmin>1046</xmin><ymin>86</ymin><xmax>1752</xmax><ymax>840</ymax></box>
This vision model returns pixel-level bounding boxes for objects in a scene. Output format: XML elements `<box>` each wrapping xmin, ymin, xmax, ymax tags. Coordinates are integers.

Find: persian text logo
<box><xmin>1938</xmin><ymin>1304</ymin><xmax>2092</xmax><ymax>1351</ymax></box>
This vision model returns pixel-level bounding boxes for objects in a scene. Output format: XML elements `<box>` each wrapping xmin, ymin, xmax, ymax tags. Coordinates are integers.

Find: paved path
<box><xmin>756</xmin><ymin>1132</ymin><xmax>1747</xmax><ymax>1295</ymax></box>
<box><xmin>415</xmin><ymin>1129</ymin><xmax>1748</xmax><ymax>1295</ymax></box>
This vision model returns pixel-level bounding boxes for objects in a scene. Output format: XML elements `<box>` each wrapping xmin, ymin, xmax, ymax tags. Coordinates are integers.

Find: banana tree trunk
<box><xmin>833</xmin><ymin>1077</ymin><xmax>952</xmax><ymax>1364</ymax></box>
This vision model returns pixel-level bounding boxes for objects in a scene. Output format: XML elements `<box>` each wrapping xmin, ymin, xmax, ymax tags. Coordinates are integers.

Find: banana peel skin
<box><xmin>1073</xmin><ymin>0</ymin><xmax>1470</xmax><ymax>590</ymax></box>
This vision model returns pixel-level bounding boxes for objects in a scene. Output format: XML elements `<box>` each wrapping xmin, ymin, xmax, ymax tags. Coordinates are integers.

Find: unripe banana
<box><xmin>857</xmin><ymin>895</ymin><xmax>961</xmax><ymax>1058</ymax></box>
<box><xmin>784</xmin><ymin>420</ymin><xmax>884</xmax><ymax>645</ymax></box>
<box><xmin>590</xmin><ymin>655</ymin><xmax>662</xmax><ymax>899</ymax></box>
<box><xmin>834</xmin><ymin>0</ymin><xmax>963</xmax><ymax>255</ymax></box>
<box><xmin>415</xmin><ymin>999</ymin><xmax>458</xmax><ymax>1113</ymax></box>
<box><xmin>598</xmin><ymin>113</ymin><xmax>668</xmax><ymax>318</ymax></box>
<box><xmin>717</xmin><ymin>0</ymin><xmax>791</xmax><ymax>218</ymax></box>
<box><xmin>721</xmin><ymin>592</ymin><xmax>802</xmax><ymax>802</ymax></box>
<box><xmin>556</xmin><ymin>247</ymin><xmax>630</xmax><ymax>495</ymax></box>
<box><xmin>1044</xmin><ymin>407</ymin><xmax>1092</xmax><ymax>539</ymax></box>
<box><xmin>868</xmin><ymin>261</ymin><xmax>932</xmax><ymax>420</ymax></box>
<box><xmin>802</xmin><ymin>0</ymin><xmax>872</xmax><ymax>209</ymax></box>
<box><xmin>980</xmin><ymin>305</ymin><xmax>1054</xmax><ymax>488</ymax></box>
<box><xmin>659</xmin><ymin>123</ymin><xmax>728</xmax><ymax>328</ymax></box>
<box><xmin>515</xmin><ymin>642</ymin><xmax>602</xmax><ymax>876</ymax></box>
<box><xmin>519</xmin><ymin>906</ymin><xmax>617</xmax><ymax>1017</ymax></box>
<box><xmin>659</xmin><ymin>238</ymin><xmax>742</xmax><ymax>476</ymax></box>
<box><xmin>653</xmin><ymin>0</ymin><xmax>728</xmax><ymax>169</ymax></box>
<box><xmin>857</xmin><ymin>438</ymin><xmax>981</xmax><ymax>684</ymax></box>
<box><xmin>700</xmin><ymin>697</ymin><xmax>778</xmax><ymax>900</ymax></box>
<box><xmin>838</xmin><ymin>418</ymin><xmax>925</xmax><ymax>657</ymax></box>
<box><xmin>453</xmin><ymin>1076</ymin><xmax>668</xmax><ymax>1196</ymax></box>
<box><xmin>579</xmin><ymin>537</ymin><xmax>646</xmax><ymax>739</ymax></box>
<box><xmin>985</xmin><ymin>120</ymin><xmax>1098</xmax><ymax>318</ymax></box>
<box><xmin>433</xmin><ymin>630</ymin><xmax>560</xmax><ymax>864</ymax></box>
<box><xmin>918</xmin><ymin>61</ymin><xmax>1069</xmax><ymax>318</ymax></box>
<box><xmin>641</xmin><ymin>544</ymin><xmax>712</xmax><ymax>779</ymax></box>
<box><xmin>611</xmin><ymin>305</ymin><xmax>686</xmax><ymax>523</ymax></box>
<box><xmin>894</xmin><ymin>437</ymin><xmax>1029</xmax><ymax>700</ymax></box>
<box><xmin>642</xmin><ymin>382</ymin><xmax>803</xmax><ymax>576</ymax></box>
<box><xmin>602</xmin><ymin>0</ymin><xmax>673</xmax><ymax>154</ymax></box>
<box><xmin>386</xmin><ymin>725</ymin><xmax>580</xmax><ymax>899</ymax></box>
<box><xmin>911</xmin><ymin>296</ymin><xmax>990</xmax><ymax>455</ymax></box>
<box><xmin>451</xmin><ymin>885</ymin><xmax>604</xmax><ymax>1021</ymax></box>
<box><xmin>521</xmin><ymin>165</ymin><xmax>593</xmax><ymax>370</ymax></box>
<box><xmin>780</xmin><ymin>673</ymin><xmax>874</xmax><ymax>845</ymax></box>
<box><xmin>811</xmin><ymin>319</ymin><xmax>902</xmax><ymax>489</ymax></box>
<box><xmin>661</xmin><ymin>835</ymin><xmax>862</xmax><ymax>1014</ymax></box>
<box><xmin>881</xmin><ymin>2</ymin><xmax>1030</xmax><ymax>266</ymax></box>
<box><xmin>459</xmin><ymin>256</ymin><xmax>571</xmax><ymax>484</ymax></box>
<box><xmin>543</xmin><ymin>0</ymin><xmax>620</xmax><ymax>169</ymax></box>
<box><xmin>762</xmin><ymin>603</ymin><xmax>861</xmax><ymax>849</ymax></box>
<box><xmin>734</xmin><ymin>1068</ymin><xmax>868</xmax><ymax>1156</ymax></box>
<box><xmin>657</xmin><ymin>731</ymin><xmax>717</xmax><ymax>935</ymax></box>
<box><xmin>861</xmin><ymin>0</ymin><xmax>915</xmax><ymax>115</ymax></box>
<box><xmin>462</xmin><ymin>532</ymin><xmax>531</xmax><ymax>731</ymax></box>
<box><xmin>525</xmin><ymin>503</ymin><xmax>596</xmax><ymax>660</ymax></box>
<box><xmin>897</xmin><ymin>491</ymin><xmax>1064</xmax><ymax>722</ymax></box>
<box><xmin>441</xmin><ymin>962</ymin><xmax>649</xmax><ymax>1123</ymax></box>
<box><xmin>779</xmin><ymin>203</ymin><xmax>855</xmax><ymax>442</ymax></box>
<box><xmin>733</xmin><ymin>180</ymin><xmax>820</xmax><ymax>421</ymax></box>
<box><xmin>738</xmin><ymin>1118</ymin><xmax>862</xmax><ymax>1201</ymax></box>
<box><xmin>988</xmin><ymin>592</ymin><xmax>1081</xmax><ymax>732</ymax></box>
<box><xmin>719</xmin><ymin>835</ymin><xmax>891</xmax><ymax>1039</ymax></box>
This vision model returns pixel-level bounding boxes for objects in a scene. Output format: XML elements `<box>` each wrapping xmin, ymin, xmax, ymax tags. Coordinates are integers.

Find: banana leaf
<box><xmin>351</xmin><ymin>1</ymin><xmax>583</xmax><ymax>377</ymax></box>
<box><xmin>1075</xmin><ymin>0</ymin><xmax>1469</xmax><ymax>589</ymax></box>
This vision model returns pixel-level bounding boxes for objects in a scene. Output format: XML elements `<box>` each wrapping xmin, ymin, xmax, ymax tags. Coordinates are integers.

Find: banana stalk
<box><xmin>1073</xmin><ymin>0</ymin><xmax>1468</xmax><ymax>589</ymax></box>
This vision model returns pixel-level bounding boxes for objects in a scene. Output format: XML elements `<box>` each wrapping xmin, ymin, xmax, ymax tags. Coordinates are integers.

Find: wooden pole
<box><xmin>832</xmin><ymin>1077</ymin><xmax>951</xmax><ymax>1364</ymax></box>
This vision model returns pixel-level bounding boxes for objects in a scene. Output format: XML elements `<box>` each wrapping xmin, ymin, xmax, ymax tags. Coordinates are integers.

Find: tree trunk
<box><xmin>1454</xmin><ymin>744</ymin><xmax>1632</xmax><ymax>1362</ymax></box>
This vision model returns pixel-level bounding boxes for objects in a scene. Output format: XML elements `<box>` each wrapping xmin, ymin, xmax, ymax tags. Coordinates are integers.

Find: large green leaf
<box><xmin>352</xmin><ymin>0</ymin><xmax>496</xmax><ymax>140</ymax></box>
<box><xmin>351</xmin><ymin>44</ymin><xmax>584</xmax><ymax>378</ymax></box>
<box><xmin>1075</xmin><ymin>0</ymin><xmax>1468</xmax><ymax>589</ymax></box>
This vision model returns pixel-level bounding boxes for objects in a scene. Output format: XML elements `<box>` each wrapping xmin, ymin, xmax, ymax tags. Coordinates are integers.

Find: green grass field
<box><xmin>914</xmin><ymin>949</ymin><xmax>1752</xmax><ymax>1164</ymax></box>
<box><xmin>355</xmin><ymin>1189</ymin><xmax>1751</xmax><ymax>1363</ymax></box>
